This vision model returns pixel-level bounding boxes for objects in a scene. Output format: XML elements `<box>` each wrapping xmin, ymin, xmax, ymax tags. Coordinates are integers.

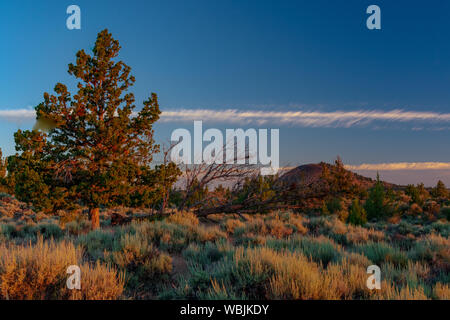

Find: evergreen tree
<box><xmin>405</xmin><ymin>183</ymin><xmax>429</xmax><ymax>206</ymax></box>
<box><xmin>417</xmin><ymin>183</ymin><xmax>430</xmax><ymax>201</ymax></box>
<box><xmin>405</xmin><ymin>184</ymin><xmax>420</xmax><ymax>205</ymax></box>
<box><xmin>321</xmin><ymin>156</ymin><xmax>358</xmax><ymax>197</ymax></box>
<box><xmin>347</xmin><ymin>198</ymin><xmax>367</xmax><ymax>226</ymax></box>
<box><xmin>432</xmin><ymin>180</ymin><xmax>448</xmax><ymax>199</ymax></box>
<box><xmin>9</xmin><ymin>30</ymin><xmax>179</xmax><ymax>228</ymax></box>
<box><xmin>333</xmin><ymin>156</ymin><xmax>353</xmax><ymax>194</ymax></box>
<box><xmin>364</xmin><ymin>173</ymin><xmax>387</xmax><ymax>220</ymax></box>
<box><xmin>7</xmin><ymin>130</ymin><xmax>71</xmax><ymax>210</ymax></box>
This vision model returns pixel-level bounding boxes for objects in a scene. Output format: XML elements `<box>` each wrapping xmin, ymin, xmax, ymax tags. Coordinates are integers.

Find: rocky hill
<box><xmin>281</xmin><ymin>162</ymin><xmax>396</xmax><ymax>189</ymax></box>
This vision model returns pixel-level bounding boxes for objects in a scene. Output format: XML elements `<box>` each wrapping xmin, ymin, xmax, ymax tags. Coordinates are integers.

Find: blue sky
<box><xmin>1</xmin><ymin>0</ymin><xmax>449</xmax><ymax>186</ymax></box>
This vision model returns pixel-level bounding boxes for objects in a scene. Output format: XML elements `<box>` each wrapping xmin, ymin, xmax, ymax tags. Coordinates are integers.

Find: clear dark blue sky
<box><xmin>1</xmin><ymin>0</ymin><xmax>449</xmax><ymax>185</ymax></box>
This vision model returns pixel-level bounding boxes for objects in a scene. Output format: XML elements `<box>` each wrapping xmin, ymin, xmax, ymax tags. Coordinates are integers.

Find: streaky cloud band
<box><xmin>2</xmin><ymin>108</ymin><xmax>450</xmax><ymax>129</ymax></box>
<box><xmin>160</xmin><ymin>109</ymin><xmax>450</xmax><ymax>128</ymax></box>
<box><xmin>346</xmin><ymin>162</ymin><xmax>450</xmax><ymax>171</ymax></box>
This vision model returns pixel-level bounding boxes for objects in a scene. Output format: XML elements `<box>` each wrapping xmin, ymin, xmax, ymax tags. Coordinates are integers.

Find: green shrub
<box><xmin>355</xmin><ymin>242</ymin><xmax>408</xmax><ymax>267</ymax></box>
<box><xmin>0</xmin><ymin>221</ymin><xmax>63</xmax><ymax>241</ymax></box>
<box><xmin>65</xmin><ymin>219</ymin><xmax>91</xmax><ymax>235</ymax></box>
<box><xmin>409</xmin><ymin>234</ymin><xmax>449</xmax><ymax>265</ymax></box>
<box><xmin>347</xmin><ymin>199</ymin><xmax>367</xmax><ymax>226</ymax></box>
<box><xmin>183</xmin><ymin>241</ymin><xmax>233</xmax><ymax>266</ymax></box>
<box><xmin>76</xmin><ymin>229</ymin><xmax>115</xmax><ymax>261</ymax></box>
<box><xmin>1</xmin><ymin>223</ymin><xmax>19</xmax><ymax>239</ymax></box>
<box><xmin>266</xmin><ymin>235</ymin><xmax>342</xmax><ymax>267</ymax></box>
<box><xmin>440</xmin><ymin>206</ymin><xmax>450</xmax><ymax>220</ymax></box>
<box><xmin>326</xmin><ymin>198</ymin><xmax>342</xmax><ymax>214</ymax></box>
<box><xmin>109</xmin><ymin>233</ymin><xmax>172</xmax><ymax>293</ymax></box>
<box><xmin>36</xmin><ymin>223</ymin><xmax>63</xmax><ymax>240</ymax></box>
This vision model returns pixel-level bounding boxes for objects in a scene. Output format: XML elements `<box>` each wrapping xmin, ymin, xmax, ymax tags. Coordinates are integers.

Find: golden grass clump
<box><xmin>322</xmin><ymin>258</ymin><xmax>370</xmax><ymax>299</ymax></box>
<box><xmin>330</xmin><ymin>218</ymin><xmax>348</xmax><ymax>235</ymax></box>
<box><xmin>223</xmin><ymin>218</ymin><xmax>245</xmax><ymax>234</ymax></box>
<box><xmin>67</xmin><ymin>262</ymin><xmax>125</xmax><ymax>300</ymax></box>
<box><xmin>346</xmin><ymin>226</ymin><xmax>384</xmax><ymax>244</ymax></box>
<box><xmin>433</xmin><ymin>283</ymin><xmax>450</xmax><ymax>300</ymax></box>
<box><xmin>166</xmin><ymin>211</ymin><xmax>199</xmax><ymax>227</ymax></box>
<box><xmin>0</xmin><ymin>237</ymin><xmax>124</xmax><ymax>300</ymax></box>
<box><xmin>0</xmin><ymin>237</ymin><xmax>80</xmax><ymax>299</ymax></box>
<box><xmin>195</xmin><ymin>225</ymin><xmax>227</xmax><ymax>242</ymax></box>
<box><xmin>265</xmin><ymin>251</ymin><xmax>330</xmax><ymax>299</ymax></box>
<box><xmin>373</xmin><ymin>282</ymin><xmax>429</xmax><ymax>300</ymax></box>
<box><xmin>266</xmin><ymin>219</ymin><xmax>293</xmax><ymax>239</ymax></box>
<box><xmin>232</xmin><ymin>247</ymin><xmax>368</xmax><ymax>300</ymax></box>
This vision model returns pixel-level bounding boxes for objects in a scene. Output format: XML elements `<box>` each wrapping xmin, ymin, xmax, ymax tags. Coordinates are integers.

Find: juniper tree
<box><xmin>364</xmin><ymin>173</ymin><xmax>387</xmax><ymax>220</ymax></box>
<box><xmin>347</xmin><ymin>198</ymin><xmax>367</xmax><ymax>226</ymax></box>
<box><xmin>7</xmin><ymin>130</ymin><xmax>72</xmax><ymax>210</ymax></box>
<box><xmin>432</xmin><ymin>180</ymin><xmax>448</xmax><ymax>199</ymax></box>
<box><xmin>321</xmin><ymin>157</ymin><xmax>357</xmax><ymax>197</ymax></box>
<box><xmin>405</xmin><ymin>183</ymin><xmax>429</xmax><ymax>206</ymax></box>
<box><xmin>11</xmin><ymin>30</ymin><xmax>179</xmax><ymax>228</ymax></box>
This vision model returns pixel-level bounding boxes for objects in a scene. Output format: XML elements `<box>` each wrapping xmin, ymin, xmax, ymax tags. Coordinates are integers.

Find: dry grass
<box><xmin>67</xmin><ymin>262</ymin><xmax>125</xmax><ymax>300</ymax></box>
<box><xmin>166</xmin><ymin>211</ymin><xmax>199</xmax><ymax>227</ymax></box>
<box><xmin>0</xmin><ymin>237</ymin><xmax>124</xmax><ymax>300</ymax></box>
<box><xmin>0</xmin><ymin>199</ymin><xmax>448</xmax><ymax>300</ymax></box>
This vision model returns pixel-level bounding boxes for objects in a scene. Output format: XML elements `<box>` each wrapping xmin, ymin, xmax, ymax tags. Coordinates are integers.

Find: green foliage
<box><xmin>233</xmin><ymin>175</ymin><xmax>277</xmax><ymax>213</ymax></box>
<box><xmin>432</xmin><ymin>180</ymin><xmax>448</xmax><ymax>199</ymax></box>
<box><xmin>364</xmin><ymin>173</ymin><xmax>388</xmax><ymax>220</ymax></box>
<box><xmin>406</xmin><ymin>184</ymin><xmax>420</xmax><ymax>205</ymax></box>
<box><xmin>109</xmin><ymin>233</ymin><xmax>172</xmax><ymax>292</ymax></box>
<box><xmin>441</xmin><ymin>206</ymin><xmax>450</xmax><ymax>221</ymax></box>
<box><xmin>76</xmin><ymin>229</ymin><xmax>115</xmax><ymax>261</ymax></box>
<box><xmin>6</xmin><ymin>131</ymin><xmax>71</xmax><ymax>211</ymax></box>
<box><xmin>266</xmin><ymin>235</ymin><xmax>343</xmax><ymax>266</ymax></box>
<box><xmin>326</xmin><ymin>197</ymin><xmax>342</xmax><ymax>214</ymax></box>
<box><xmin>405</xmin><ymin>183</ymin><xmax>430</xmax><ymax>206</ymax></box>
<box><xmin>355</xmin><ymin>242</ymin><xmax>408</xmax><ymax>267</ymax></box>
<box><xmin>347</xmin><ymin>199</ymin><xmax>367</xmax><ymax>226</ymax></box>
<box><xmin>185</xmin><ymin>178</ymin><xmax>209</xmax><ymax>208</ymax></box>
<box><xmin>0</xmin><ymin>220</ymin><xmax>63</xmax><ymax>241</ymax></box>
<box><xmin>7</xmin><ymin>30</ymin><xmax>180</xmax><ymax>213</ymax></box>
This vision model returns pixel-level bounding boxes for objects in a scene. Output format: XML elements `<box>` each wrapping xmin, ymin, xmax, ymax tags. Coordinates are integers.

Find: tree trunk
<box><xmin>160</xmin><ymin>191</ymin><xmax>169</xmax><ymax>215</ymax></box>
<box><xmin>90</xmin><ymin>207</ymin><xmax>100</xmax><ymax>230</ymax></box>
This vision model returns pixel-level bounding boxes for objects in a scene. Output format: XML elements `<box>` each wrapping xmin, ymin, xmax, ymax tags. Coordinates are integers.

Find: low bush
<box><xmin>0</xmin><ymin>237</ymin><xmax>123</xmax><ymax>300</ymax></box>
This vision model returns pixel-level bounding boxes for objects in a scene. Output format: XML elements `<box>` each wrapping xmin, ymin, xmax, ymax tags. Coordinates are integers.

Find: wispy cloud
<box><xmin>346</xmin><ymin>162</ymin><xmax>450</xmax><ymax>171</ymax></box>
<box><xmin>160</xmin><ymin>108</ymin><xmax>450</xmax><ymax>128</ymax></box>
<box><xmin>2</xmin><ymin>107</ymin><xmax>450</xmax><ymax>129</ymax></box>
